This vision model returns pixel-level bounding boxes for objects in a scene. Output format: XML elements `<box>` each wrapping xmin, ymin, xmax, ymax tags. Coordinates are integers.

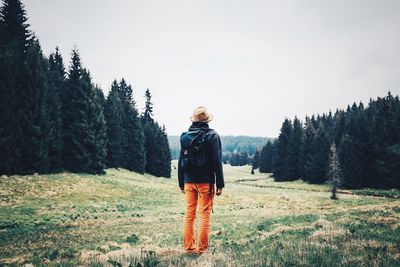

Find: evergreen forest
<box><xmin>0</xmin><ymin>0</ymin><xmax>171</xmax><ymax>177</ymax></box>
<box><xmin>258</xmin><ymin>93</ymin><xmax>400</xmax><ymax>189</ymax></box>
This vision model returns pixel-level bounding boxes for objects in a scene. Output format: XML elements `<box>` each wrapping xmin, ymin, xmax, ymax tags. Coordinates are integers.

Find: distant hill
<box><xmin>168</xmin><ymin>135</ymin><xmax>274</xmax><ymax>159</ymax></box>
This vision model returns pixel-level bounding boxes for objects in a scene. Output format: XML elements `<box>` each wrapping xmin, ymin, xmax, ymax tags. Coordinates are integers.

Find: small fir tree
<box><xmin>328</xmin><ymin>143</ymin><xmax>342</xmax><ymax>200</ymax></box>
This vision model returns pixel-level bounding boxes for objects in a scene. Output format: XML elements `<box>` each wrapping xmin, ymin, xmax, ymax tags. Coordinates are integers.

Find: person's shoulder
<box><xmin>206</xmin><ymin>128</ymin><xmax>220</xmax><ymax>139</ymax></box>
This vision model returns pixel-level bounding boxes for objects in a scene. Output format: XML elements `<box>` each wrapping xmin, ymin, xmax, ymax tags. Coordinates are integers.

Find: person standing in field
<box><xmin>178</xmin><ymin>106</ymin><xmax>225</xmax><ymax>255</ymax></box>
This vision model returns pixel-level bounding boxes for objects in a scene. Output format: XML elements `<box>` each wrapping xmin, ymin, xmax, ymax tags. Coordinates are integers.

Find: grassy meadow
<box><xmin>1</xmin><ymin>163</ymin><xmax>400</xmax><ymax>266</ymax></box>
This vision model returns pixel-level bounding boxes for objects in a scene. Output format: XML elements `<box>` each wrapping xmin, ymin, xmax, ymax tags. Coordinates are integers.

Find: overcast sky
<box><xmin>23</xmin><ymin>0</ymin><xmax>400</xmax><ymax>137</ymax></box>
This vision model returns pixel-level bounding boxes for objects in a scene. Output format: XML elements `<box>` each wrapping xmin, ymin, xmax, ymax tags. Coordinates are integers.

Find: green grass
<box><xmin>1</xmin><ymin>164</ymin><xmax>399</xmax><ymax>266</ymax></box>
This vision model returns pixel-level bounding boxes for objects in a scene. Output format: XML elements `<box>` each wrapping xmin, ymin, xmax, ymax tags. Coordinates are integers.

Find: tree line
<box><xmin>0</xmin><ymin>0</ymin><xmax>171</xmax><ymax>177</ymax></box>
<box><xmin>229</xmin><ymin>151</ymin><xmax>250</xmax><ymax>166</ymax></box>
<box><xmin>169</xmin><ymin>135</ymin><xmax>272</xmax><ymax>162</ymax></box>
<box><xmin>256</xmin><ymin>93</ymin><xmax>400</xmax><ymax>189</ymax></box>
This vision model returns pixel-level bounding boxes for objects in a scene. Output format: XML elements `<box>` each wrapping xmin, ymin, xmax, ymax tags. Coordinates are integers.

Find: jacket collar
<box><xmin>189</xmin><ymin>121</ymin><xmax>210</xmax><ymax>131</ymax></box>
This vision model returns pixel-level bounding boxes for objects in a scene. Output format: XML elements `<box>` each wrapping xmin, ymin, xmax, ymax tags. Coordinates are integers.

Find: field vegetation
<box><xmin>1</xmin><ymin>163</ymin><xmax>399</xmax><ymax>266</ymax></box>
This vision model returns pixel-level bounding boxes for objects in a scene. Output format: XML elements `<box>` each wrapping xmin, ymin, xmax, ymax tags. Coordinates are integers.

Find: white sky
<box><xmin>23</xmin><ymin>0</ymin><xmax>400</xmax><ymax>137</ymax></box>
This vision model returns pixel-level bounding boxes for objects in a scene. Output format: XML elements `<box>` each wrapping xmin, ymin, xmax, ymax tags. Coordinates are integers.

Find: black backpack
<box><xmin>180</xmin><ymin>129</ymin><xmax>208</xmax><ymax>172</ymax></box>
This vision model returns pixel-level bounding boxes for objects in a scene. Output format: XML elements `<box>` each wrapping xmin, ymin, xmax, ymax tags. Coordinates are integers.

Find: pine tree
<box><xmin>230</xmin><ymin>152</ymin><xmax>240</xmax><ymax>166</ymax></box>
<box><xmin>259</xmin><ymin>141</ymin><xmax>274</xmax><ymax>173</ymax></box>
<box><xmin>104</xmin><ymin>80</ymin><xmax>124</xmax><ymax>168</ymax></box>
<box><xmin>286</xmin><ymin>117</ymin><xmax>303</xmax><ymax>180</ymax></box>
<box><xmin>61</xmin><ymin>54</ymin><xmax>107</xmax><ymax>174</ymax></box>
<box><xmin>141</xmin><ymin>89</ymin><xmax>171</xmax><ymax>177</ymax></box>
<box><xmin>302</xmin><ymin>117</ymin><xmax>317</xmax><ymax>182</ymax></box>
<box><xmin>239</xmin><ymin>151</ymin><xmax>249</xmax><ymax>166</ymax></box>
<box><xmin>273</xmin><ymin>119</ymin><xmax>292</xmax><ymax>181</ymax></box>
<box><xmin>338</xmin><ymin>134</ymin><xmax>364</xmax><ymax>188</ymax></box>
<box><xmin>222</xmin><ymin>152</ymin><xmax>231</xmax><ymax>164</ymax></box>
<box><xmin>251</xmin><ymin>149</ymin><xmax>260</xmax><ymax>170</ymax></box>
<box><xmin>119</xmin><ymin>79</ymin><xmax>145</xmax><ymax>173</ymax></box>
<box><xmin>47</xmin><ymin>47</ymin><xmax>64</xmax><ymax>172</ymax></box>
<box><xmin>319</xmin><ymin>112</ymin><xmax>334</xmax><ymax>142</ymax></box>
<box><xmin>298</xmin><ymin>116</ymin><xmax>309</xmax><ymax>178</ymax></box>
<box><xmin>83</xmin><ymin>72</ymin><xmax>107</xmax><ymax>174</ymax></box>
<box><xmin>302</xmin><ymin>115</ymin><xmax>332</xmax><ymax>183</ymax></box>
<box><xmin>62</xmin><ymin>50</ymin><xmax>86</xmax><ymax>172</ymax></box>
<box><xmin>307</xmin><ymin>127</ymin><xmax>330</xmax><ymax>183</ymax></box>
<box><xmin>62</xmin><ymin>50</ymin><xmax>103</xmax><ymax>173</ymax></box>
<box><xmin>259</xmin><ymin>145</ymin><xmax>267</xmax><ymax>172</ymax></box>
<box><xmin>141</xmin><ymin>88</ymin><xmax>156</xmax><ymax>174</ymax></box>
<box><xmin>142</xmin><ymin>120</ymin><xmax>157</xmax><ymax>172</ymax></box>
<box><xmin>341</xmin><ymin>102</ymin><xmax>368</xmax><ymax>187</ymax></box>
<box><xmin>92</xmin><ymin>85</ymin><xmax>107</xmax><ymax>173</ymax></box>
<box><xmin>152</xmin><ymin>123</ymin><xmax>172</xmax><ymax>177</ymax></box>
<box><xmin>95</xmin><ymin>85</ymin><xmax>106</xmax><ymax>108</ymax></box>
<box><xmin>19</xmin><ymin>38</ymin><xmax>51</xmax><ymax>174</ymax></box>
<box><xmin>143</xmin><ymin>88</ymin><xmax>153</xmax><ymax>122</ymax></box>
<box><xmin>368</xmin><ymin>92</ymin><xmax>400</xmax><ymax>188</ymax></box>
<box><xmin>333</xmin><ymin>109</ymin><xmax>346</xmax><ymax>145</ymax></box>
<box><xmin>0</xmin><ymin>0</ymin><xmax>31</xmax><ymax>174</ymax></box>
<box><xmin>0</xmin><ymin>0</ymin><xmax>30</xmax><ymax>53</ymax></box>
<box><xmin>160</xmin><ymin>124</ymin><xmax>172</xmax><ymax>178</ymax></box>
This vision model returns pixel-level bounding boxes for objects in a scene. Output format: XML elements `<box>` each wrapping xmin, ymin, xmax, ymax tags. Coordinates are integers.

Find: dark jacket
<box><xmin>178</xmin><ymin>121</ymin><xmax>225</xmax><ymax>189</ymax></box>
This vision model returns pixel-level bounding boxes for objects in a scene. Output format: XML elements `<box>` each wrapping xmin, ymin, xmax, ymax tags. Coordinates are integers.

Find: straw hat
<box><xmin>190</xmin><ymin>106</ymin><xmax>214</xmax><ymax>123</ymax></box>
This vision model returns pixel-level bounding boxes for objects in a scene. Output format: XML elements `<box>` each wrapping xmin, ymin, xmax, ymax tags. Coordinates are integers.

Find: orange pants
<box><xmin>183</xmin><ymin>182</ymin><xmax>214</xmax><ymax>254</ymax></box>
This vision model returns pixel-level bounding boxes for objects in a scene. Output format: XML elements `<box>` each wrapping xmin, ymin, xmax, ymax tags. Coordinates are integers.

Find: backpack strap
<box><xmin>190</xmin><ymin>129</ymin><xmax>206</xmax><ymax>149</ymax></box>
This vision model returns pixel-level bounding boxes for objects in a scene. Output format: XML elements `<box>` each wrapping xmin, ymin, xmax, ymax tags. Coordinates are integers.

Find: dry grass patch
<box><xmin>309</xmin><ymin>228</ymin><xmax>351</xmax><ymax>242</ymax></box>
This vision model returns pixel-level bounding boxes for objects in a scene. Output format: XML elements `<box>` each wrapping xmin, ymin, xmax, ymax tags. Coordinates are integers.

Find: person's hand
<box><xmin>180</xmin><ymin>188</ymin><xmax>185</xmax><ymax>194</ymax></box>
<box><xmin>216</xmin><ymin>188</ymin><xmax>223</xmax><ymax>196</ymax></box>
